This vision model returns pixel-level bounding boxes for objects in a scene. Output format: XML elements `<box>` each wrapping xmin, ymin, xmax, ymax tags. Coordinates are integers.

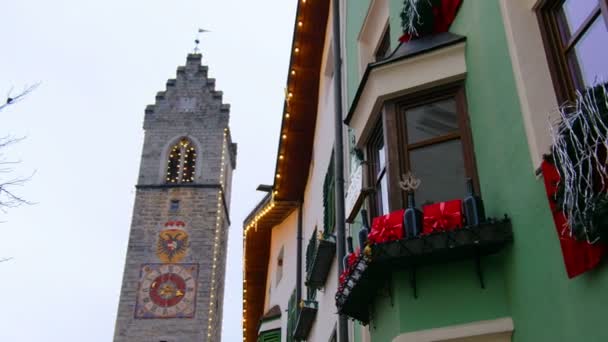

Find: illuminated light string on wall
<box><xmin>207</xmin><ymin>128</ymin><xmax>229</xmax><ymax>340</ymax></box>
<box><xmin>242</xmin><ymin>195</ymin><xmax>276</xmax><ymax>341</ymax></box>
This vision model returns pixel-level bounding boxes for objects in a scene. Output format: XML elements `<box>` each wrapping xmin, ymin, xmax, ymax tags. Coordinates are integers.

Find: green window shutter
<box><xmin>305</xmin><ymin>228</ymin><xmax>317</xmax><ymax>274</ymax></box>
<box><xmin>286</xmin><ymin>290</ymin><xmax>297</xmax><ymax>342</ymax></box>
<box><xmin>258</xmin><ymin>329</ymin><xmax>281</xmax><ymax>342</ymax></box>
<box><xmin>323</xmin><ymin>153</ymin><xmax>336</xmax><ymax>234</ymax></box>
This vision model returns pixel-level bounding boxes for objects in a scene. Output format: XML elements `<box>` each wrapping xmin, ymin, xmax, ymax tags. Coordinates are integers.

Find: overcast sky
<box><xmin>0</xmin><ymin>1</ymin><xmax>295</xmax><ymax>340</ymax></box>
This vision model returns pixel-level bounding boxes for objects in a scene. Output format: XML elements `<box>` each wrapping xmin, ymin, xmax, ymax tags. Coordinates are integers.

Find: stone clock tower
<box><xmin>113</xmin><ymin>54</ymin><xmax>236</xmax><ymax>342</ymax></box>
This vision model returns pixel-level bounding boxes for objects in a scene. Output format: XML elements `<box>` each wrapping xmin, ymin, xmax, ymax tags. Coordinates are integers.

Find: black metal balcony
<box><xmin>305</xmin><ymin>232</ymin><xmax>336</xmax><ymax>288</ymax></box>
<box><xmin>293</xmin><ymin>300</ymin><xmax>318</xmax><ymax>341</ymax></box>
<box><xmin>335</xmin><ymin>217</ymin><xmax>513</xmax><ymax>324</ymax></box>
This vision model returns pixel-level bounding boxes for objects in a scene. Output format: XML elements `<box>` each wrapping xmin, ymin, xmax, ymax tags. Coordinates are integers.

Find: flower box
<box><xmin>335</xmin><ymin>217</ymin><xmax>512</xmax><ymax>324</ymax></box>
<box><xmin>293</xmin><ymin>300</ymin><xmax>318</xmax><ymax>340</ymax></box>
<box><xmin>305</xmin><ymin>234</ymin><xmax>337</xmax><ymax>288</ymax></box>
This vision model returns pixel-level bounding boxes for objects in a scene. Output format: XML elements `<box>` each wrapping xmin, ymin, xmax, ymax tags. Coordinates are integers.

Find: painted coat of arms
<box><xmin>156</xmin><ymin>228</ymin><xmax>189</xmax><ymax>263</ymax></box>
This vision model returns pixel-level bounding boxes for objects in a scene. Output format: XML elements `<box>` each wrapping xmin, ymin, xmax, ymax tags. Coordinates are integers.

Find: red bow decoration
<box><xmin>399</xmin><ymin>0</ymin><xmax>463</xmax><ymax>42</ymax></box>
<box><xmin>338</xmin><ymin>249</ymin><xmax>362</xmax><ymax>286</ymax></box>
<box><xmin>541</xmin><ymin>160</ymin><xmax>606</xmax><ymax>278</ymax></box>
<box><xmin>347</xmin><ymin>249</ymin><xmax>360</xmax><ymax>268</ymax></box>
<box><xmin>422</xmin><ymin>200</ymin><xmax>463</xmax><ymax>235</ymax></box>
<box><xmin>339</xmin><ymin>270</ymin><xmax>348</xmax><ymax>286</ymax></box>
<box><xmin>368</xmin><ymin>209</ymin><xmax>405</xmax><ymax>244</ymax></box>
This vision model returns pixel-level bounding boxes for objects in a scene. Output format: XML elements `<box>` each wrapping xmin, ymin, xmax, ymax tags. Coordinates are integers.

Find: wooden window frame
<box><xmin>366</xmin><ymin>83</ymin><xmax>480</xmax><ymax>216</ymax></box>
<box><xmin>536</xmin><ymin>0</ymin><xmax>608</xmax><ymax>103</ymax></box>
<box><xmin>366</xmin><ymin>123</ymin><xmax>389</xmax><ymax>219</ymax></box>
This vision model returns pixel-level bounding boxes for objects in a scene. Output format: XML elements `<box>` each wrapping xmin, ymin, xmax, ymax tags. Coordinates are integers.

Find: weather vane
<box><xmin>194</xmin><ymin>28</ymin><xmax>210</xmax><ymax>54</ymax></box>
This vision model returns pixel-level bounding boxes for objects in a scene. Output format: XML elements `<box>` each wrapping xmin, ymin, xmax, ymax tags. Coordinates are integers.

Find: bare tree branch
<box><xmin>0</xmin><ymin>83</ymin><xmax>40</xmax><ymax>112</ymax></box>
<box><xmin>0</xmin><ymin>136</ymin><xmax>34</xmax><ymax>212</ymax></box>
<box><xmin>0</xmin><ymin>84</ymin><xmax>39</xmax><ymax>214</ymax></box>
<box><xmin>0</xmin><ymin>257</ymin><xmax>14</xmax><ymax>263</ymax></box>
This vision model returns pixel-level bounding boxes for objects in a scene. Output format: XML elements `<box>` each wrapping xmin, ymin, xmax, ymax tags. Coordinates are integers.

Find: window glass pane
<box><xmin>378</xmin><ymin>141</ymin><xmax>386</xmax><ymax>173</ymax></box>
<box><xmin>409</xmin><ymin>139</ymin><xmax>466</xmax><ymax>206</ymax></box>
<box><xmin>379</xmin><ymin>173</ymin><xmax>389</xmax><ymax>215</ymax></box>
<box><xmin>405</xmin><ymin>98</ymin><xmax>458</xmax><ymax>144</ymax></box>
<box><xmin>561</xmin><ymin>0</ymin><xmax>598</xmax><ymax>35</ymax></box>
<box><xmin>570</xmin><ymin>17</ymin><xmax>608</xmax><ymax>88</ymax></box>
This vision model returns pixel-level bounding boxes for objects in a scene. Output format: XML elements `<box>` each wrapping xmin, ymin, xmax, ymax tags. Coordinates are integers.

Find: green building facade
<box><xmin>341</xmin><ymin>1</ymin><xmax>608</xmax><ymax>341</ymax></box>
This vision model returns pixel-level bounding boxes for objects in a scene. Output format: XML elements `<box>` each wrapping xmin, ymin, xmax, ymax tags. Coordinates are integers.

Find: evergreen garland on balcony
<box><xmin>549</xmin><ymin>83</ymin><xmax>608</xmax><ymax>243</ymax></box>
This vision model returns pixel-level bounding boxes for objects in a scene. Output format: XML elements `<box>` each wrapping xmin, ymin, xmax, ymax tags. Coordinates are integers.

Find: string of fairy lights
<box><xmin>207</xmin><ymin>128</ymin><xmax>229</xmax><ymax>340</ymax></box>
<box><xmin>166</xmin><ymin>138</ymin><xmax>196</xmax><ymax>183</ymax></box>
<box><xmin>243</xmin><ymin>1</ymin><xmax>310</xmax><ymax>339</ymax></box>
<box><xmin>242</xmin><ymin>196</ymin><xmax>276</xmax><ymax>339</ymax></box>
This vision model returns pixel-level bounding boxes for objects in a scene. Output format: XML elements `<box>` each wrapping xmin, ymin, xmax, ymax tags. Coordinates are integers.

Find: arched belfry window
<box><xmin>166</xmin><ymin>138</ymin><xmax>196</xmax><ymax>184</ymax></box>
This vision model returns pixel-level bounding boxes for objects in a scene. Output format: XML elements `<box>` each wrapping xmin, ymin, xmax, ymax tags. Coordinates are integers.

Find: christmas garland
<box><xmin>400</xmin><ymin>0</ymin><xmax>462</xmax><ymax>41</ymax></box>
<box><xmin>401</xmin><ymin>0</ymin><xmax>431</xmax><ymax>38</ymax></box>
<box><xmin>548</xmin><ymin>83</ymin><xmax>608</xmax><ymax>243</ymax></box>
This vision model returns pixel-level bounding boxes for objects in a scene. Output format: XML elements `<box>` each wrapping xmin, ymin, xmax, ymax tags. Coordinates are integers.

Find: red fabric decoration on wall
<box><xmin>540</xmin><ymin>160</ymin><xmax>606</xmax><ymax>278</ymax></box>
<box><xmin>399</xmin><ymin>0</ymin><xmax>464</xmax><ymax>42</ymax></box>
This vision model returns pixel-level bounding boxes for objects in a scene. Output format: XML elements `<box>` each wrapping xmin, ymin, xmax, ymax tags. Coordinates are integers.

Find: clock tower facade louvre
<box><xmin>113</xmin><ymin>54</ymin><xmax>237</xmax><ymax>342</ymax></box>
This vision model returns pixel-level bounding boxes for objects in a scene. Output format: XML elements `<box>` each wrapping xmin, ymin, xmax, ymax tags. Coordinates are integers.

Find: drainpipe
<box><xmin>296</xmin><ymin>202</ymin><xmax>303</xmax><ymax>304</ymax></box>
<box><xmin>332</xmin><ymin>0</ymin><xmax>348</xmax><ymax>341</ymax></box>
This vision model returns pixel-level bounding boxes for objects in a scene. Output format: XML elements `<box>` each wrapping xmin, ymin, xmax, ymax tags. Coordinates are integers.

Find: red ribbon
<box><xmin>422</xmin><ymin>200</ymin><xmax>462</xmax><ymax>234</ymax></box>
<box><xmin>368</xmin><ymin>210</ymin><xmax>405</xmax><ymax>244</ymax></box>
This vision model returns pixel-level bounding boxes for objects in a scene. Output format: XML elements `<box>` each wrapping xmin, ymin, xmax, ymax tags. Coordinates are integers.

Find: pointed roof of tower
<box><xmin>143</xmin><ymin>53</ymin><xmax>236</xmax><ymax>169</ymax></box>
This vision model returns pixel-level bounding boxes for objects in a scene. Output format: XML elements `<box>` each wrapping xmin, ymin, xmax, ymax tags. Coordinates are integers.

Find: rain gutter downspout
<box><xmin>332</xmin><ymin>0</ymin><xmax>348</xmax><ymax>341</ymax></box>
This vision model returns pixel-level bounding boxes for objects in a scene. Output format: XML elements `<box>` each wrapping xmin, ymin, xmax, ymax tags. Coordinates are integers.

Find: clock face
<box><xmin>135</xmin><ymin>263</ymin><xmax>198</xmax><ymax>319</ymax></box>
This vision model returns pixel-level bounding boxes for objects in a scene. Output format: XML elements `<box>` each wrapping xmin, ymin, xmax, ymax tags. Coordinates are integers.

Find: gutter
<box><xmin>332</xmin><ymin>0</ymin><xmax>348</xmax><ymax>341</ymax></box>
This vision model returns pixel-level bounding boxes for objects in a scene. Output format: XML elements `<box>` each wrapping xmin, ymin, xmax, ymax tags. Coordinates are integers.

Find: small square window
<box><xmin>276</xmin><ymin>247</ymin><xmax>284</xmax><ymax>286</ymax></box>
<box><xmin>169</xmin><ymin>200</ymin><xmax>180</xmax><ymax>212</ymax></box>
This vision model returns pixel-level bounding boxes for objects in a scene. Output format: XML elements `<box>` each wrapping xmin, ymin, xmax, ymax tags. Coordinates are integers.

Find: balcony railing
<box><xmin>335</xmin><ymin>217</ymin><xmax>513</xmax><ymax>324</ymax></box>
<box><xmin>305</xmin><ymin>231</ymin><xmax>336</xmax><ymax>288</ymax></box>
